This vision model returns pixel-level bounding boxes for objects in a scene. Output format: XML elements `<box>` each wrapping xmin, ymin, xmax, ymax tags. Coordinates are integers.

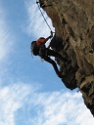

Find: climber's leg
<box><xmin>44</xmin><ymin>56</ymin><xmax>62</xmax><ymax>78</ymax></box>
<box><xmin>46</xmin><ymin>48</ymin><xmax>69</xmax><ymax>63</ymax></box>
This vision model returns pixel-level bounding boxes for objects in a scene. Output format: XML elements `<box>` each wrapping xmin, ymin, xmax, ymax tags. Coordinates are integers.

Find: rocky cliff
<box><xmin>41</xmin><ymin>0</ymin><xmax>94</xmax><ymax>116</ymax></box>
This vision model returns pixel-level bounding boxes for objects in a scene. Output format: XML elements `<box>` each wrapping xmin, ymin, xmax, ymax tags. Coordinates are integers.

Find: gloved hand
<box><xmin>49</xmin><ymin>31</ymin><xmax>53</xmax><ymax>38</ymax></box>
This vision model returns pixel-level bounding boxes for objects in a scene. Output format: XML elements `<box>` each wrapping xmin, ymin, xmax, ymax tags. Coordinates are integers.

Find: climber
<box><xmin>36</xmin><ymin>0</ymin><xmax>46</xmax><ymax>8</ymax></box>
<box><xmin>31</xmin><ymin>32</ymin><xmax>69</xmax><ymax>78</ymax></box>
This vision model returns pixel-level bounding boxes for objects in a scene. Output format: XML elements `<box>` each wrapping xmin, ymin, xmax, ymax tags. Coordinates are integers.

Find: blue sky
<box><xmin>0</xmin><ymin>0</ymin><xmax>94</xmax><ymax>125</ymax></box>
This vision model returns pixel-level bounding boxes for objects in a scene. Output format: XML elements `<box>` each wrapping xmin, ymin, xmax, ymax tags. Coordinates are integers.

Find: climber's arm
<box><xmin>40</xmin><ymin>35</ymin><xmax>52</xmax><ymax>44</ymax></box>
<box><xmin>44</xmin><ymin>35</ymin><xmax>52</xmax><ymax>43</ymax></box>
<box><xmin>36</xmin><ymin>35</ymin><xmax>52</xmax><ymax>45</ymax></box>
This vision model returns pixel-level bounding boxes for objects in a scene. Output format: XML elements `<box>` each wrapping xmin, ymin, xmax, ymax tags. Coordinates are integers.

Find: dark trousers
<box><xmin>39</xmin><ymin>48</ymin><xmax>77</xmax><ymax>89</ymax></box>
<box><xmin>46</xmin><ymin>48</ymin><xmax>68</xmax><ymax>62</ymax></box>
<box><xmin>44</xmin><ymin>56</ymin><xmax>61</xmax><ymax>78</ymax></box>
<box><xmin>40</xmin><ymin>48</ymin><xmax>67</xmax><ymax>78</ymax></box>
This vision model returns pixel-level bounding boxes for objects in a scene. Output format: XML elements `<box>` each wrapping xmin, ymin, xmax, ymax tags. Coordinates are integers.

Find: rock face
<box><xmin>42</xmin><ymin>0</ymin><xmax>94</xmax><ymax>116</ymax></box>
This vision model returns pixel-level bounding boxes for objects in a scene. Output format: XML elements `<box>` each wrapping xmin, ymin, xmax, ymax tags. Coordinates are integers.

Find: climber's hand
<box><xmin>49</xmin><ymin>31</ymin><xmax>53</xmax><ymax>38</ymax></box>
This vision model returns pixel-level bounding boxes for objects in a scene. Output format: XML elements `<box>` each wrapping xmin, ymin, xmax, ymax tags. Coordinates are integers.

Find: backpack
<box><xmin>31</xmin><ymin>41</ymin><xmax>40</xmax><ymax>56</ymax></box>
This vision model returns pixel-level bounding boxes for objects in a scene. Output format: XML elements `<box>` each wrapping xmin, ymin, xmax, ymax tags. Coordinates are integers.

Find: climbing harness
<box><xmin>36</xmin><ymin>0</ymin><xmax>55</xmax><ymax>36</ymax></box>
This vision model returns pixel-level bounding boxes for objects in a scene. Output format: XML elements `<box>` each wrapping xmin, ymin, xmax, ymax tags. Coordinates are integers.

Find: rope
<box><xmin>36</xmin><ymin>1</ymin><xmax>54</xmax><ymax>33</ymax></box>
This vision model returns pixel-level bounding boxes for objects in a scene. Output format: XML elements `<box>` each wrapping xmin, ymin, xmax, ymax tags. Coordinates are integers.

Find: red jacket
<box><xmin>36</xmin><ymin>37</ymin><xmax>50</xmax><ymax>46</ymax></box>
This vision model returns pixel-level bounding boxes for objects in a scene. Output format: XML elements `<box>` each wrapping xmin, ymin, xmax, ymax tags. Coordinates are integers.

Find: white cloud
<box><xmin>0</xmin><ymin>83</ymin><xmax>33</xmax><ymax>125</ymax></box>
<box><xmin>30</xmin><ymin>91</ymin><xmax>94</xmax><ymax>125</ymax></box>
<box><xmin>0</xmin><ymin>83</ymin><xmax>93</xmax><ymax>125</ymax></box>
